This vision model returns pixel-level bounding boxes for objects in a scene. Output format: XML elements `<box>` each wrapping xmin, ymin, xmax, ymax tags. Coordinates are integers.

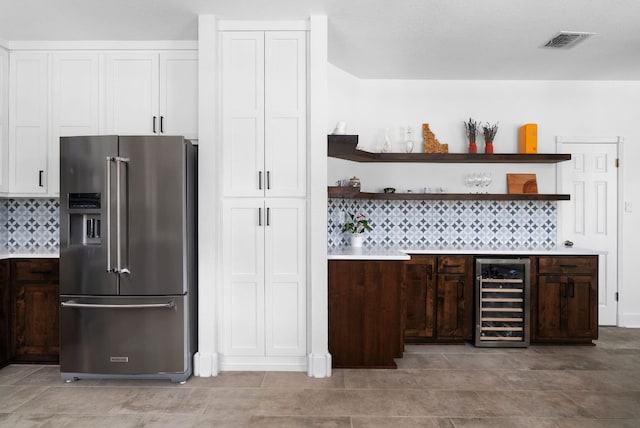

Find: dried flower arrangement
<box><xmin>463</xmin><ymin>118</ymin><xmax>479</xmax><ymax>143</ymax></box>
<box><xmin>482</xmin><ymin>122</ymin><xmax>499</xmax><ymax>142</ymax></box>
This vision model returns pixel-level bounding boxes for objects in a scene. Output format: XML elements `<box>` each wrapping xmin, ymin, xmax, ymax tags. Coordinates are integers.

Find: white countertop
<box><xmin>328</xmin><ymin>246</ymin><xmax>603</xmax><ymax>260</ymax></box>
<box><xmin>0</xmin><ymin>252</ymin><xmax>59</xmax><ymax>260</ymax></box>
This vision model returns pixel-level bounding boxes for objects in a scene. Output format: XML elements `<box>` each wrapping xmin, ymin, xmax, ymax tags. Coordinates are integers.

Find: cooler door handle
<box><xmin>61</xmin><ymin>301</ymin><xmax>175</xmax><ymax>309</ymax></box>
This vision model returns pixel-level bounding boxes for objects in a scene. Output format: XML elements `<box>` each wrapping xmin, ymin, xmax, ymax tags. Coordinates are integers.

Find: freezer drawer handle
<box><xmin>61</xmin><ymin>300</ymin><xmax>175</xmax><ymax>309</ymax></box>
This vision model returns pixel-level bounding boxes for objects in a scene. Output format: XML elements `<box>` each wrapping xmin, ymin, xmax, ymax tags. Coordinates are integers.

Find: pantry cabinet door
<box><xmin>159</xmin><ymin>51</ymin><xmax>198</xmax><ymax>139</ymax></box>
<box><xmin>104</xmin><ymin>52</ymin><xmax>159</xmax><ymax>135</ymax></box>
<box><xmin>50</xmin><ymin>52</ymin><xmax>100</xmax><ymax>195</ymax></box>
<box><xmin>264</xmin><ymin>32</ymin><xmax>306</xmax><ymax>197</ymax></box>
<box><xmin>264</xmin><ymin>199</ymin><xmax>306</xmax><ymax>356</ymax></box>
<box><xmin>221</xmin><ymin>32</ymin><xmax>265</xmax><ymax>197</ymax></box>
<box><xmin>0</xmin><ymin>47</ymin><xmax>8</xmax><ymax>193</ymax></box>
<box><xmin>222</xmin><ymin>199</ymin><xmax>266</xmax><ymax>356</ymax></box>
<box><xmin>9</xmin><ymin>52</ymin><xmax>49</xmax><ymax>195</ymax></box>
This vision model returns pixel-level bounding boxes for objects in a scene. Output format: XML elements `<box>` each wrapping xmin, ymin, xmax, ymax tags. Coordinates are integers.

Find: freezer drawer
<box><xmin>60</xmin><ymin>295</ymin><xmax>192</xmax><ymax>382</ymax></box>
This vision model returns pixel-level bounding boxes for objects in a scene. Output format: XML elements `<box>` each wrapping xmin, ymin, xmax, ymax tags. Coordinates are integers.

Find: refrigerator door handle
<box><xmin>61</xmin><ymin>300</ymin><xmax>175</xmax><ymax>309</ymax></box>
<box><xmin>115</xmin><ymin>156</ymin><xmax>130</xmax><ymax>276</ymax></box>
<box><xmin>106</xmin><ymin>156</ymin><xmax>114</xmax><ymax>273</ymax></box>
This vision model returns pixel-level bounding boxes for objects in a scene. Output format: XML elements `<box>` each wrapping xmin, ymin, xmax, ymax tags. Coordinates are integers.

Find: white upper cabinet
<box><xmin>0</xmin><ymin>47</ymin><xmax>8</xmax><ymax>193</ymax></box>
<box><xmin>159</xmin><ymin>51</ymin><xmax>198</xmax><ymax>140</ymax></box>
<box><xmin>50</xmin><ymin>52</ymin><xmax>101</xmax><ymax>196</ymax></box>
<box><xmin>222</xmin><ymin>31</ymin><xmax>306</xmax><ymax>198</ymax></box>
<box><xmin>8</xmin><ymin>52</ymin><xmax>49</xmax><ymax>195</ymax></box>
<box><xmin>104</xmin><ymin>52</ymin><xmax>159</xmax><ymax>135</ymax></box>
<box><xmin>105</xmin><ymin>51</ymin><xmax>197</xmax><ymax>139</ymax></box>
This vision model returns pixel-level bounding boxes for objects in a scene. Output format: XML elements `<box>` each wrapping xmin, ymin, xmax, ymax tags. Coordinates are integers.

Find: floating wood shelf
<box><xmin>328</xmin><ymin>135</ymin><xmax>572</xmax><ymax>164</ymax></box>
<box><xmin>328</xmin><ymin>187</ymin><xmax>571</xmax><ymax>201</ymax></box>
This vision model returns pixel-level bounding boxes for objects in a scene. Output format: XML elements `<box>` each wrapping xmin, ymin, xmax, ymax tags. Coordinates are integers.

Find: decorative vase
<box><xmin>350</xmin><ymin>234</ymin><xmax>364</xmax><ymax>248</ymax></box>
<box><xmin>468</xmin><ymin>141</ymin><xmax>478</xmax><ymax>154</ymax></box>
<box><xmin>485</xmin><ymin>141</ymin><xmax>494</xmax><ymax>154</ymax></box>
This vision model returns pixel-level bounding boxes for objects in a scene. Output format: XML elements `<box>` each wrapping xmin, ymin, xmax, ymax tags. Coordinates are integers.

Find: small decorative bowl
<box><xmin>383</xmin><ymin>187</ymin><xmax>396</xmax><ymax>194</ymax></box>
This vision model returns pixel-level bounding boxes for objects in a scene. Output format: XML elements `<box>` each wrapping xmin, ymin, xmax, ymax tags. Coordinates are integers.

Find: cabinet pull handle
<box><xmin>31</xmin><ymin>269</ymin><xmax>53</xmax><ymax>274</ymax></box>
<box><xmin>38</xmin><ymin>170</ymin><xmax>44</xmax><ymax>187</ymax></box>
<box><xmin>258</xmin><ymin>171</ymin><xmax>263</xmax><ymax>190</ymax></box>
<box><xmin>569</xmin><ymin>278</ymin><xmax>575</xmax><ymax>298</ymax></box>
<box><xmin>266</xmin><ymin>207</ymin><xmax>270</xmax><ymax>226</ymax></box>
<box><xmin>153</xmin><ymin>116</ymin><xmax>157</xmax><ymax>133</ymax></box>
<box><xmin>160</xmin><ymin>116</ymin><xmax>164</xmax><ymax>133</ymax></box>
<box><xmin>258</xmin><ymin>207</ymin><xmax>262</xmax><ymax>226</ymax></box>
<box><xmin>266</xmin><ymin>171</ymin><xmax>271</xmax><ymax>190</ymax></box>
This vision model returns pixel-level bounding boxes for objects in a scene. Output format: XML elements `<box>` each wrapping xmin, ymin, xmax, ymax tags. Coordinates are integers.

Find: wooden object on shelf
<box><xmin>327</xmin><ymin>134</ymin><xmax>571</xmax><ymax>163</ymax></box>
<box><xmin>530</xmin><ymin>256</ymin><xmax>598</xmax><ymax>344</ymax></box>
<box><xmin>422</xmin><ymin>123</ymin><xmax>449</xmax><ymax>153</ymax></box>
<box><xmin>507</xmin><ymin>173</ymin><xmax>539</xmax><ymax>194</ymax></box>
<box><xmin>10</xmin><ymin>259</ymin><xmax>60</xmax><ymax>363</ymax></box>
<box><xmin>519</xmin><ymin>124</ymin><xmax>538</xmax><ymax>153</ymax></box>
<box><xmin>329</xmin><ymin>260</ymin><xmax>403</xmax><ymax>368</ymax></box>
<box><xmin>327</xmin><ymin>186</ymin><xmax>570</xmax><ymax>201</ymax></box>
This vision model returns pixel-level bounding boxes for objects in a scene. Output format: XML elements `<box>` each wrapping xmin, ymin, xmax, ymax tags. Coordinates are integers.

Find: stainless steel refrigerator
<box><xmin>59</xmin><ymin>135</ymin><xmax>197</xmax><ymax>383</ymax></box>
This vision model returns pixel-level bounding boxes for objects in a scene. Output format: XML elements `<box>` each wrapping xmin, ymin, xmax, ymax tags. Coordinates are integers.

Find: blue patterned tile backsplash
<box><xmin>328</xmin><ymin>198</ymin><xmax>557</xmax><ymax>250</ymax></box>
<box><xmin>2</xmin><ymin>198</ymin><xmax>59</xmax><ymax>255</ymax></box>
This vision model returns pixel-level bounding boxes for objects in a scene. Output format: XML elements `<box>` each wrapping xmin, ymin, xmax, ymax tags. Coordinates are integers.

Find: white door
<box><xmin>9</xmin><ymin>52</ymin><xmax>49</xmax><ymax>195</ymax></box>
<box><xmin>159</xmin><ymin>51</ymin><xmax>198</xmax><ymax>139</ymax></box>
<box><xmin>51</xmin><ymin>52</ymin><xmax>100</xmax><ymax>195</ymax></box>
<box><xmin>557</xmin><ymin>138</ymin><xmax>619</xmax><ymax>325</ymax></box>
<box><xmin>222</xmin><ymin>32</ymin><xmax>265</xmax><ymax>197</ymax></box>
<box><xmin>222</xmin><ymin>198</ymin><xmax>266</xmax><ymax>356</ymax></box>
<box><xmin>264</xmin><ymin>32</ymin><xmax>307</xmax><ymax>197</ymax></box>
<box><xmin>104</xmin><ymin>52</ymin><xmax>159</xmax><ymax>135</ymax></box>
<box><xmin>264</xmin><ymin>199</ymin><xmax>306</xmax><ymax>356</ymax></box>
<box><xmin>0</xmin><ymin>47</ymin><xmax>9</xmax><ymax>193</ymax></box>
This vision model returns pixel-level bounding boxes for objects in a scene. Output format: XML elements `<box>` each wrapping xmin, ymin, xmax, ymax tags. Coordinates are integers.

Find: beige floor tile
<box><xmin>410</xmin><ymin>369</ymin><xmax>511</xmax><ymax>391</ymax></box>
<box><xmin>249</xmin><ymin>415</ymin><xmax>352</xmax><ymax>427</ymax></box>
<box><xmin>0</xmin><ymin>365</ymin><xmax>42</xmax><ymax>386</ymax></box>
<box><xmin>561</xmin><ymin>391</ymin><xmax>640</xmax><ymax>419</ymax></box>
<box><xmin>0</xmin><ymin>386</ymin><xmax>50</xmax><ymax>413</ymax></box>
<box><xmin>263</xmin><ymin>371</ymin><xmax>345</xmax><ymax>389</ymax></box>
<box><xmin>177</xmin><ymin>371</ymin><xmax>266</xmax><ymax>388</ymax></box>
<box><xmin>0</xmin><ymin>412</ymin><xmax>144</xmax><ymax>428</ymax></box>
<box><xmin>201</xmin><ymin>388</ymin><xmax>262</xmax><ymax>417</ymax></box>
<box><xmin>343</xmin><ymin>369</ymin><xmax>420</xmax><ymax>389</ymax></box>
<box><xmin>351</xmin><ymin>416</ymin><xmax>454</xmax><ymax>427</ymax></box>
<box><xmin>448</xmin><ymin>417</ymin><xmax>558</xmax><ymax>427</ymax></box>
<box><xmin>475</xmin><ymin>391</ymin><xmax>592</xmax><ymax>418</ymax></box>
<box><xmin>12</xmin><ymin>386</ymin><xmax>138</xmax><ymax>415</ymax></box>
<box><xmin>394</xmin><ymin>353</ymin><xmax>455</xmax><ymax>369</ymax></box>
<box><xmin>441</xmin><ymin>353</ymin><xmax>529</xmax><ymax>370</ymax></box>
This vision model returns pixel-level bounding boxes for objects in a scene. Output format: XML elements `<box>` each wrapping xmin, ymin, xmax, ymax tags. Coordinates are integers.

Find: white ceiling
<box><xmin>1</xmin><ymin>0</ymin><xmax>639</xmax><ymax>80</ymax></box>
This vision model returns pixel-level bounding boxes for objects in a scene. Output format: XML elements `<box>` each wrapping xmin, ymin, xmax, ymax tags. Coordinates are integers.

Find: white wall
<box><xmin>327</xmin><ymin>63</ymin><xmax>640</xmax><ymax>327</ymax></box>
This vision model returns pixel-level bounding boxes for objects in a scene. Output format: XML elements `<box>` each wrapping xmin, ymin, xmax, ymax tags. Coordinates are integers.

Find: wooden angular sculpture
<box><xmin>422</xmin><ymin>123</ymin><xmax>449</xmax><ymax>153</ymax></box>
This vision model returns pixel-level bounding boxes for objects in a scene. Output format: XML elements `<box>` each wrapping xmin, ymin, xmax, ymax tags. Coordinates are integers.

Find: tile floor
<box><xmin>1</xmin><ymin>327</ymin><xmax>640</xmax><ymax>427</ymax></box>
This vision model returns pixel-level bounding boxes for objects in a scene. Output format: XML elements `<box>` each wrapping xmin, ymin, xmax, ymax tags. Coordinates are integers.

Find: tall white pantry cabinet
<box><xmin>221</xmin><ymin>30</ymin><xmax>308</xmax><ymax>369</ymax></box>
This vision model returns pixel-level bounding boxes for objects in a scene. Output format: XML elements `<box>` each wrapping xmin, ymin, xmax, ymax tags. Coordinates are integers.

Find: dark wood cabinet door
<box><xmin>0</xmin><ymin>260</ymin><xmax>10</xmax><ymax>367</ymax></box>
<box><xmin>436</xmin><ymin>256</ymin><xmax>473</xmax><ymax>341</ymax></box>
<box><xmin>10</xmin><ymin>259</ymin><xmax>60</xmax><ymax>363</ymax></box>
<box><xmin>12</xmin><ymin>281</ymin><xmax>60</xmax><ymax>362</ymax></box>
<box><xmin>566</xmin><ymin>274</ymin><xmax>598</xmax><ymax>339</ymax></box>
<box><xmin>404</xmin><ymin>256</ymin><xmax>436</xmax><ymax>339</ymax></box>
<box><xmin>329</xmin><ymin>260</ymin><xmax>402</xmax><ymax>368</ymax></box>
<box><xmin>534</xmin><ymin>274</ymin><xmax>565</xmax><ymax>339</ymax></box>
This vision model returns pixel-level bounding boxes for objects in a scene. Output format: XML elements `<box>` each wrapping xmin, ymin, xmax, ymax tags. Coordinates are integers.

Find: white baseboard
<box><xmin>307</xmin><ymin>353</ymin><xmax>332</xmax><ymax>378</ymax></box>
<box><xmin>193</xmin><ymin>351</ymin><xmax>219</xmax><ymax>377</ymax></box>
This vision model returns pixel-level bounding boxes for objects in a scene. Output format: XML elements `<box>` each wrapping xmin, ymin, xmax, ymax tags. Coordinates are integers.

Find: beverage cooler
<box><xmin>475</xmin><ymin>258</ymin><xmax>530</xmax><ymax>347</ymax></box>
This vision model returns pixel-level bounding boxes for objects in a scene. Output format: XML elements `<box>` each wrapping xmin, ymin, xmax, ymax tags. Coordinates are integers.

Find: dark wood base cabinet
<box><xmin>0</xmin><ymin>260</ymin><xmax>10</xmax><ymax>367</ymax></box>
<box><xmin>404</xmin><ymin>255</ymin><xmax>474</xmax><ymax>343</ymax></box>
<box><xmin>531</xmin><ymin>256</ymin><xmax>598</xmax><ymax>344</ymax></box>
<box><xmin>329</xmin><ymin>260</ymin><xmax>403</xmax><ymax>368</ymax></box>
<box><xmin>10</xmin><ymin>259</ymin><xmax>60</xmax><ymax>363</ymax></box>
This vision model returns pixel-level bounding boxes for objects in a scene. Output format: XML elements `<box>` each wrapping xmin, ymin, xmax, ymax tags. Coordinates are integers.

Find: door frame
<box><xmin>556</xmin><ymin>136</ymin><xmax>623</xmax><ymax>326</ymax></box>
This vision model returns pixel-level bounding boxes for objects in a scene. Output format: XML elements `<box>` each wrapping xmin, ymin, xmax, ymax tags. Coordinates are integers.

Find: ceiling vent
<box><xmin>542</xmin><ymin>31</ymin><xmax>594</xmax><ymax>49</ymax></box>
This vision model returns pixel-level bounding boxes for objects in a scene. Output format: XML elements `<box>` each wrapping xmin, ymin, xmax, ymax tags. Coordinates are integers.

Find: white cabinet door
<box><xmin>9</xmin><ymin>52</ymin><xmax>49</xmax><ymax>195</ymax></box>
<box><xmin>0</xmin><ymin>47</ymin><xmax>8</xmax><ymax>193</ymax></box>
<box><xmin>264</xmin><ymin>198</ymin><xmax>306</xmax><ymax>356</ymax></box>
<box><xmin>222</xmin><ymin>199</ymin><xmax>266</xmax><ymax>356</ymax></box>
<box><xmin>222</xmin><ymin>198</ymin><xmax>307</xmax><ymax>358</ymax></box>
<box><xmin>222</xmin><ymin>32</ymin><xmax>265</xmax><ymax>197</ymax></box>
<box><xmin>50</xmin><ymin>52</ymin><xmax>100</xmax><ymax>195</ymax></box>
<box><xmin>104</xmin><ymin>52</ymin><xmax>159</xmax><ymax>135</ymax></box>
<box><xmin>159</xmin><ymin>51</ymin><xmax>198</xmax><ymax>139</ymax></box>
<box><xmin>264</xmin><ymin>32</ymin><xmax>307</xmax><ymax>198</ymax></box>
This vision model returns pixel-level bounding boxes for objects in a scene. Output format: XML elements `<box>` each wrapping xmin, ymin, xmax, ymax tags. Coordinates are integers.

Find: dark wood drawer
<box><xmin>0</xmin><ymin>260</ymin><xmax>9</xmax><ymax>282</ymax></box>
<box><xmin>437</xmin><ymin>256</ymin><xmax>469</xmax><ymax>274</ymax></box>
<box><xmin>12</xmin><ymin>260</ymin><xmax>59</xmax><ymax>282</ymax></box>
<box><xmin>537</xmin><ymin>256</ymin><xmax>597</xmax><ymax>275</ymax></box>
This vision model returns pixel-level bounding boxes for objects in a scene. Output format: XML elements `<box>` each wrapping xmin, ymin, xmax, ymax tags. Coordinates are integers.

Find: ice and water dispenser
<box><xmin>67</xmin><ymin>193</ymin><xmax>101</xmax><ymax>245</ymax></box>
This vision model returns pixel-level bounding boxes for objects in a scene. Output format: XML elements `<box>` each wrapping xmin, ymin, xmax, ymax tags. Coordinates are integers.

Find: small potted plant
<box><xmin>342</xmin><ymin>212</ymin><xmax>373</xmax><ymax>247</ymax></box>
<box><xmin>482</xmin><ymin>122</ymin><xmax>499</xmax><ymax>154</ymax></box>
<box><xmin>463</xmin><ymin>118</ymin><xmax>479</xmax><ymax>154</ymax></box>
